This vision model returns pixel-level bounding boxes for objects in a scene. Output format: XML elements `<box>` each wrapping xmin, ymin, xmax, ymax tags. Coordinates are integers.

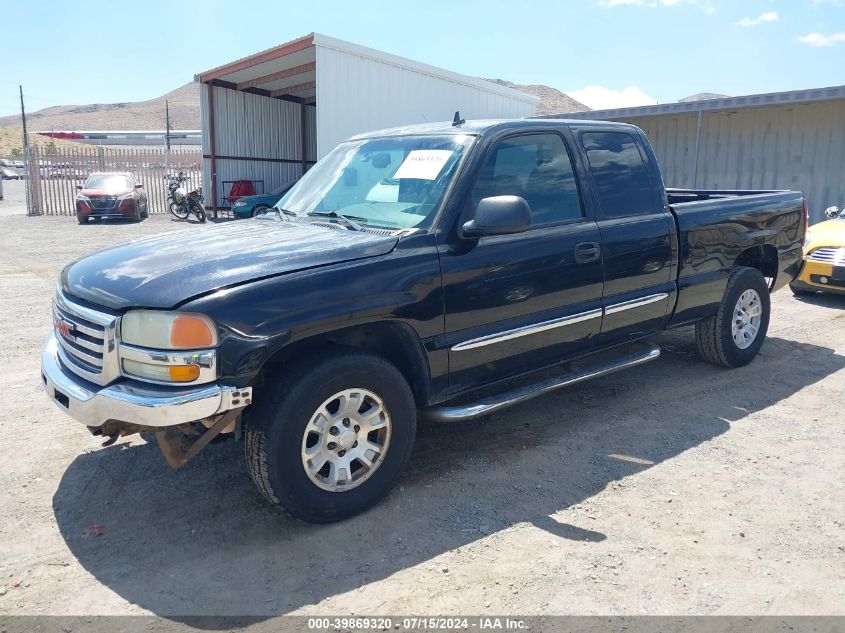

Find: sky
<box><xmin>2</xmin><ymin>0</ymin><xmax>844</xmax><ymax>117</ymax></box>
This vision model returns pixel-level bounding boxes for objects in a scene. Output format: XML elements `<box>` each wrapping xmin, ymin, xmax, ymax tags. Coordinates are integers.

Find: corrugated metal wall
<box><xmin>200</xmin><ymin>85</ymin><xmax>316</xmax><ymax>207</ymax></box>
<box><xmin>619</xmin><ymin>100</ymin><xmax>845</xmax><ymax>223</ymax></box>
<box><xmin>315</xmin><ymin>45</ymin><xmax>537</xmax><ymax>157</ymax></box>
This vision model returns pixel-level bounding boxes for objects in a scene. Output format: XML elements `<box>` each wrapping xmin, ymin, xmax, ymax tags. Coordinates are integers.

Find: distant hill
<box><xmin>0</xmin><ymin>83</ymin><xmax>200</xmax><ymax>132</ymax></box>
<box><xmin>0</xmin><ymin>77</ymin><xmax>590</xmax><ymax>139</ymax></box>
<box><xmin>679</xmin><ymin>92</ymin><xmax>730</xmax><ymax>103</ymax></box>
<box><xmin>485</xmin><ymin>79</ymin><xmax>591</xmax><ymax>115</ymax></box>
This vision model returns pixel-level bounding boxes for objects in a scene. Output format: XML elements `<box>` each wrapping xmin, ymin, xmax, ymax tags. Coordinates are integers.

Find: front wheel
<box><xmin>696</xmin><ymin>266</ymin><xmax>770</xmax><ymax>368</ymax></box>
<box><xmin>244</xmin><ymin>350</ymin><xmax>417</xmax><ymax>523</ymax></box>
<box><xmin>252</xmin><ymin>204</ymin><xmax>270</xmax><ymax>217</ymax></box>
<box><xmin>169</xmin><ymin>201</ymin><xmax>189</xmax><ymax>220</ymax></box>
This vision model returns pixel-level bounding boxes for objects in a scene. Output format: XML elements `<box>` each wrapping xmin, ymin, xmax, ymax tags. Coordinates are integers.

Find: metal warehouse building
<box><xmin>195</xmin><ymin>33</ymin><xmax>538</xmax><ymax>212</ymax></box>
<box><xmin>555</xmin><ymin>85</ymin><xmax>845</xmax><ymax>223</ymax></box>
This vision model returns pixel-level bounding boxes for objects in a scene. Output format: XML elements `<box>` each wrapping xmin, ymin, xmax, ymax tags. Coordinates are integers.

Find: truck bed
<box><xmin>666</xmin><ymin>188</ymin><xmax>806</xmax><ymax>327</ymax></box>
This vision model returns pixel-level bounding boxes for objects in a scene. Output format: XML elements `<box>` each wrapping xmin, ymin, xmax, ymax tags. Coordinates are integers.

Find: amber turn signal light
<box><xmin>170</xmin><ymin>315</ymin><xmax>215</xmax><ymax>348</ymax></box>
<box><xmin>168</xmin><ymin>364</ymin><xmax>201</xmax><ymax>382</ymax></box>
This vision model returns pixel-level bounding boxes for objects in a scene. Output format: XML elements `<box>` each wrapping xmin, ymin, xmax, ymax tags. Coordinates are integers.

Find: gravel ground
<box><xmin>0</xmin><ymin>177</ymin><xmax>843</xmax><ymax>619</ymax></box>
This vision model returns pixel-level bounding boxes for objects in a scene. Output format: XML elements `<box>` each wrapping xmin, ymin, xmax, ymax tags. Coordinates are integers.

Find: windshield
<box><xmin>85</xmin><ymin>174</ymin><xmax>133</xmax><ymax>189</ymax></box>
<box><xmin>275</xmin><ymin>134</ymin><xmax>474</xmax><ymax>230</ymax></box>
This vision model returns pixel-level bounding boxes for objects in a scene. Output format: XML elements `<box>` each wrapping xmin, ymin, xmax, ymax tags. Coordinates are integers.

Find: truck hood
<box><xmin>61</xmin><ymin>219</ymin><xmax>399</xmax><ymax>310</ymax></box>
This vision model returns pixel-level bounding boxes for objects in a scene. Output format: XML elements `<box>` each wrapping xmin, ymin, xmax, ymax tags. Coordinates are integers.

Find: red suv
<box><xmin>76</xmin><ymin>172</ymin><xmax>148</xmax><ymax>224</ymax></box>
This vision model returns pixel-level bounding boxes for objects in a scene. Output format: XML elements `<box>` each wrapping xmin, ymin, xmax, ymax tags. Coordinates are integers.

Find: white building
<box><xmin>195</xmin><ymin>33</ymin><xmax>538</xmax><ymax>211</ymax></box>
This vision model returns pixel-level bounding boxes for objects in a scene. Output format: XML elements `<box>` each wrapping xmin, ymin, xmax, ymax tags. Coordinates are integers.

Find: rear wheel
<box><xmin>244</xmin><ymin>350</ymin><xmax>416</xmax><ymax>523</ymax></box>
<box><xmin>696</xmin><ymin>266</ymin><xmax>770</xmax><ymax>368</ymax></box>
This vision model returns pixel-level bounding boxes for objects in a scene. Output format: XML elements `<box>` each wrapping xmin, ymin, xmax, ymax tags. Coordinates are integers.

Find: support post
<box><xmin>207</xmin><ymin>83</ymin><xmax>218</xmax><ymax>219</ymax></box>
<box><xmin>300</xmin><ymin>103</ymin><xmax>307</xmax><ymax>176</ymax></box>
<box><xmin>692</xmin><ymin>110</ymin><xmax>702</xmax><ymax>189</ymax></box>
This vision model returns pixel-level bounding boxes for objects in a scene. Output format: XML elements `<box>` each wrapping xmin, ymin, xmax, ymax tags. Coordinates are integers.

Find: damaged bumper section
<box><xmin>41</xmin><ymin>332</ymin><xmax>251</xmax><ymax>435</ymax></box>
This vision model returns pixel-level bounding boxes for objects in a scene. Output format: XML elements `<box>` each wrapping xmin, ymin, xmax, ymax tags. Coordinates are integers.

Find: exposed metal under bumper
<box><xmin>422</xmin><ymin>342</ymin><xmax>661</xmax><ymax>422</ymax></box>
<box><xmin>41</xmin><ymin>333</ymin><xmax>250</xmax><ymax>428</ymax></box>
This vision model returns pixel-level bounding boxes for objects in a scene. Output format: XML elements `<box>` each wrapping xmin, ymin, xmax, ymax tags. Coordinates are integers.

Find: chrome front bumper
<box><xmin>41</xmin><ymin>333</ymin><xmax>248</xmax><ymax>428</ymax></box>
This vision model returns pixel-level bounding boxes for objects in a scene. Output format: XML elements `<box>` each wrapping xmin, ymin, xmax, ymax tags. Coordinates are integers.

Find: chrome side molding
<box><xmin>605</xmin><ymin>292</ymin><xmax>669</xmax><ymax>315</ymax></box>
<box><xmin>451</xmin><ymin>308</ymin><xmax>602</xmax><ymax>352</ymax></box>
<box><xmin>451</xmin><ymin>292</ymin><xmax>669</xmax><ymax>352</ymax></box>
<box><xmin>422</xmin><ymin>342</ymin><xmax>661</xmax><ymax>422</ymax></box>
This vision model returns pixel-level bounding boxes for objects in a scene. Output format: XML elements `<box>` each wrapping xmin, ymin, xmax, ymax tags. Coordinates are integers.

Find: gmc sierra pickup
<box><xmin>42</xmin><ymin>118</ymin><xmax>806</xmax><ymax>523</ymax></box>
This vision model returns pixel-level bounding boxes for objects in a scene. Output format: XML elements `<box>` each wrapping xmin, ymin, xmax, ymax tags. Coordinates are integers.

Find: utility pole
<box><xmin>19</xmin><ymin>85</ymin><xmax>28</xmax><ymax>149</ymax></box>
<box><xmin>20</xmin><ymin>85</ymin><xmax>34</xmax><ymax>215</ymax></box>
<box><xmin>164</xmin><ymin>100</ymin><xmax>171</xmax><ymax>190</ymax></box>
<box><xmin>165</xmin><ymin>99</ymin><xmax>171</xmax><ymax>150</ymax></box>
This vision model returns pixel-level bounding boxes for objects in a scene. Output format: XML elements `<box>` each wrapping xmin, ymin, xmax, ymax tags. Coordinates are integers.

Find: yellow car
<box><xmin>791</xmin><ymin>206</ymin><xmax>845</xmax><ymax>295</ymax></box>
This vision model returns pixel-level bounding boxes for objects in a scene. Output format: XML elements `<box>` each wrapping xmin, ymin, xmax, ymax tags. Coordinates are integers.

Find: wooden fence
<box><xmin>26</xmin><ymin>146</ymin><xmax>202</xmax><ymax>216</ymax></box>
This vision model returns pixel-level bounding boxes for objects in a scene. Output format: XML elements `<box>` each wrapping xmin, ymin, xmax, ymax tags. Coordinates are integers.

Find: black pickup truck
<box><xmin>42</xmin><ymin>118</ymin><xmax>806</xmax><ymax>522</ymax></box>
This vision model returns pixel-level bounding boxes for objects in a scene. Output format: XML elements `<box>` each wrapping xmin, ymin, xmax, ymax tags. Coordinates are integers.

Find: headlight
<box><xmin>233</xmin><ymin>200</ymin><xmax>247</xmax><ymax>207</ymax></box>
<box><xmin>117</xmin><ymin>192</ymin><xmax>134</xmax><ymax>201</ymax></box>
<box><xmin>119</xmin><ymin>311</ymin><xmax>218</xmax><ymax>384</ymax></box>
<box><xmin>120</xmin><ymin>310</ymin><xmax>218</xmax><ymax>349</ymax></box>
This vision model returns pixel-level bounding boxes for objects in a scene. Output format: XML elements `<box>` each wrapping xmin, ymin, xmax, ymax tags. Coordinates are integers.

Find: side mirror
<box><xmin>76</xmin><ymin>184</ymin><xmax>83</xmax><ymax>190</ymax></box>
<box><xmin>461</xmin><ymin>195</ymin><xmax>531</xmax><ymax>238</ymax></box>
<box><xmin>135</xmin><ymin>183</ymin><xmax>143</xmax><ymax>188</ymax></box>
<box><xmin>825</xmin><ymin>206</ymin><xmax>840</xmax><ymax>219</ymax></box>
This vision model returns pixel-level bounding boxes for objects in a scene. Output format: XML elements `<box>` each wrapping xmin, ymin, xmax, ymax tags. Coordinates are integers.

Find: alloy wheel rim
<box><xmin>731</xmin><ymin>289</ymin><xmax>762</xmax><ymax>349</ymax></box>
<box><xmin>300</xmin><ymin>388</ymin><xmax>392</xmax><ymax>492</ymax></box>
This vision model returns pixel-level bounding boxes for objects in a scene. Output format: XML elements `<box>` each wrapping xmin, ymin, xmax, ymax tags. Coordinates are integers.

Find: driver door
<box><xmin>439</xmin><ymin>131</ymin><xmax>604</xmax><ymax>395</ymax></box>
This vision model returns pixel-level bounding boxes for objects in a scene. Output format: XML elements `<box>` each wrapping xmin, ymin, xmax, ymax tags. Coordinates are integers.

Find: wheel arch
<box><xmin>735</xmin><ymin>244</ymin><xmax>778</xmax><ymax>285</ymax></box>
<box><xmin>260</xmin><ymin>321</ymin><xmax>431</xmax><ymax>408</ymax></box>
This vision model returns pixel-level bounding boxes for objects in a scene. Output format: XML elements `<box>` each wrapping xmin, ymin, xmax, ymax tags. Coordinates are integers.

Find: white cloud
<box><xmin>567</xmin><ymin>85</ymin><xmax>659</xmax><ymax>110</ymax></box>
<box><xmin>598</xmin><ymin>0</ymin><xmax>714</xmax><ymax>9</ymax></box>
<box><xmin>797</xmin><ymin>32</ymin><xmax>845</xmax><ymax>46</ymax></box>
<box><xmin>736</xmin><ymin>11</ymin><xmax>778</xmax><ymax>26</ymax></box>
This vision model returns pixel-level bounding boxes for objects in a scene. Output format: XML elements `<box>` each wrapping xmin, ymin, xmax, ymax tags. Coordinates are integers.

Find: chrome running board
<box><xmin>421</xmin><ymin>342</ymin><xmax>661</xmax><ymax>422</ymax></box>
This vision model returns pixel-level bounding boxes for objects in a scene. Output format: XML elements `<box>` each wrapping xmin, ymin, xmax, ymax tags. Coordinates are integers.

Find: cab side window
<box><xmin>581</xmin><ymin>132</ymin><xmax>656</xmax><ymax>218</ymax></box>
<box><xmin>470</xmin><ymin>133</ymin><xmax>583</xmax><ymax>226</ymax></box>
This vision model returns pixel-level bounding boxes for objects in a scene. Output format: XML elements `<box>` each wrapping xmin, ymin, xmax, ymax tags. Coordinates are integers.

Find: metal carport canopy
<box><xmin>194</xmin><ymin>33</ymin><xmax>538</xmax><ymax>212</ymax></box>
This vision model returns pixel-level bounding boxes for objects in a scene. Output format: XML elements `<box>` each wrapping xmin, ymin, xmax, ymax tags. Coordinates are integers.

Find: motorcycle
<box><xmin>167</xmin><ymin>172</ymin><xmax>206</xmax><ymax>223</ymax></box>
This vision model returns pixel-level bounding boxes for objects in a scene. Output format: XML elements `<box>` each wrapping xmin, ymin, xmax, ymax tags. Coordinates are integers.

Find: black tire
<box><xmin>244</xmin><ymin>350</ymin><xmax>417</xmax><ymax>523</ymax></box>
<box><xmin>194</xmin><ymin>206</ymin><xmax>206</xmax><ymax>223</ymax></box>
<box><xmin>695</xmin><ymin>266</ymin><xmax>770</xmax><ymax>368</ymax></box>
<box><xmin>133</xmin><ymin>204</ymin><xmax>142</xmax><ymax>223</ymax></box>
<box><xmin>169</xmin><ymin>201</ymin><xmax>189</xmax><ymax>220</ymax></box>
<box><xmin>251</xmin><ymin>205</ymin><xmax>270</xmax><ymax>217</ymax></box>
<box><xmin>77</xmin><ymin>216</ymin><xmax>87</xmax><ymax>225</ymax></box>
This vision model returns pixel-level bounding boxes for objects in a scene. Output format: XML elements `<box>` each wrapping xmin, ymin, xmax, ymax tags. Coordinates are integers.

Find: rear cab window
<box><xmin>581</xmin><ymin>131</ymin><xmax>658</xmax><ymax>218</ymax></box>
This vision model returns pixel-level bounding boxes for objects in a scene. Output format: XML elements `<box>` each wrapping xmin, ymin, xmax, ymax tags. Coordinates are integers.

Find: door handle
<box><xmin>574</xmin><ymin>241</ymin><xmax>601</xmax><ymax>264</ymax></box>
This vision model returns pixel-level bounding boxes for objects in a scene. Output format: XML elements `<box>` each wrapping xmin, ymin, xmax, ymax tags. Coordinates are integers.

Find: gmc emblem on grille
<box><xmin>55</xmin><ymin>315</ymin><xmax>76</xmax><ymax>341</ymax></box>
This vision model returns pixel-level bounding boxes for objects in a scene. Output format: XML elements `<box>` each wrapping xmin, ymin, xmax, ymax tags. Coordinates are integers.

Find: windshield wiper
<box><xmin>307</xmin><ymin>210</ymin><xmax>364</xmax><ymax>231</ymax></box>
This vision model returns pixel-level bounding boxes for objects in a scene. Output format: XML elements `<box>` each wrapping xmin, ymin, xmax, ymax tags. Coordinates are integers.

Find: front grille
<box><xmin>89</xmin><ymin>196</ymin><xmax>118</xmax><ymax>210</ymax></box>
<box><xmin>53</xmin><ymin>290</ymin><xmax>119</xmax><ymax>385</ymax></box>
<box><xmin>807</xmin><ymin>247</ymin><xmax>845</xmax><ymax>265</ymax></box>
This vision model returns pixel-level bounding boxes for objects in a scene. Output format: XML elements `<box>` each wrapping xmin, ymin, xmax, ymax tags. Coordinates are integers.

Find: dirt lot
<box><xmin>0</xmin><ymin>178</ymin><xmax>843</xmax><ymax>618</ymax></box>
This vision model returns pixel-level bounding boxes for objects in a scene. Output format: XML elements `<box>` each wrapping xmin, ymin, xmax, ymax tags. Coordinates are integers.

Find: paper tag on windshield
<box><xmin>392</xmin><ymin>150</ymin><xmax>453</xmax><ymax>180</ymax></box>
